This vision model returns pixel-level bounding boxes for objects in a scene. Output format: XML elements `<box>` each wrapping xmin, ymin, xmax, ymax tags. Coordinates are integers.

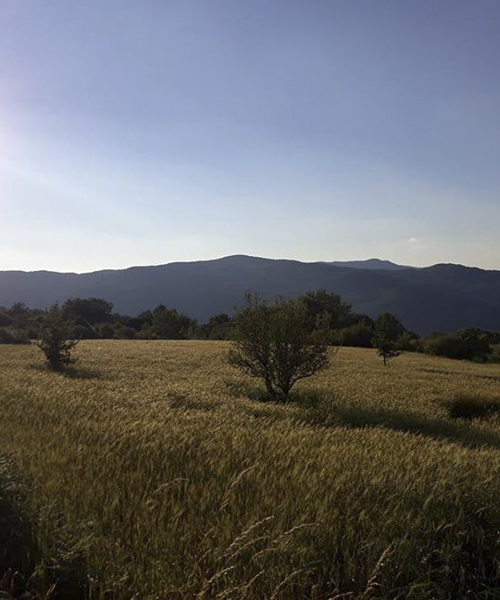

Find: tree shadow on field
<box><xmin>168</xmin><ymin>392</ymin><xmax>217</xmax><ymax>412</ymax></box>
<box><xmin>224</xmin><ymin>379</ymin><xmax>323</xmax><ymax>407</ymax></box>
<box><xmin>224</xmin><ymin>379</ymin><xmax>271</xmax><ymax>402</ymax></box>
<box><xmin>60</xmin><ymin>366</ymin><xmax>104</xmax><ymax>380</ymax></box>
<box><xmin>224</xmin><ymin>379</ymin><xmax>500</xmax><ymax>450</ymax></box>
<box><xmin>30</xmin><ymin>364</ymin><xmax>103</xmax><ymax>380</ymax></box>
<box><xmin>418</xmin><ymin>366</ymin><xmax>500</xmax><ymax>383</ymax></box>
<box><xmin>336</xmin><ymin>404</ymin><xmax>500</xmax><ymax>451</ymax></box>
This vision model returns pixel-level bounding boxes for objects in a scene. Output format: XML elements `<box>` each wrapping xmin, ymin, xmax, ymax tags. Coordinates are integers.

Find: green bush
<box><xmin>489</xmin><ymin>344</ymin><xmax>500</xmax><ymax>363</ymax></box>
<box><xmin>95</xmin><ymin>323</ymin><xmax>116</xmax><ymax>339</ymax></box>
<box><xmin>113</xmin><ymin>325</ymin><xmax>137</xmax><ymax>340</ymax></box>
<box><xmin>36</xmin><ymin>306</ymin><xmax>78</xmax><ymax>371</ymax></box>
<box><xmin>0</xmin><ymin>328</ymin><xmax>30</xmax><ymax>345</ymax></box>
<box><xmin>73</xmin><ymin>324</ymin><xmax>99</xmax><ymax>339</ymax></box>
<box><xmin>424</xmin><ymin>329</ymin><xmax>490</xmax><ymax>361</ymax></box>
<box><xmin>397</xmin><ymin>331</ymin><xmax>422</xmax><ymax>352</ymax></box>
<box><xmin>331</xmin><ymin>322</ymin><xmax>373</xmax><ymax>348</ymax></box>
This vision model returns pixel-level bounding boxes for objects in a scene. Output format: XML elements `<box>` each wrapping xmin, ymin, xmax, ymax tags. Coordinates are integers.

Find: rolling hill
<box><xmin>1</xmin><ymin>256</ymin><xmax>499</xmax><ymax>334</ymax></box>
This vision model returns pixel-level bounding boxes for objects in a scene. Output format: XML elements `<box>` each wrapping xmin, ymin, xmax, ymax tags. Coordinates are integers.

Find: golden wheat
<box><xmin>1</xmin><ymin>341</ymin><xmax>500</xmax><ymax>598</ymax></box>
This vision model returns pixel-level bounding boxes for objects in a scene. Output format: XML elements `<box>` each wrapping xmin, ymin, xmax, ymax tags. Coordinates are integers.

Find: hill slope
<box><xmin>0</xmin><ymin>255</ymin><xmax>499</xmax><ymax>333</ymax></box>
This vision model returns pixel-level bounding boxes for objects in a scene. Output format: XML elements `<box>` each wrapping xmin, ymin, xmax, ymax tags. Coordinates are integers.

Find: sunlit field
<box><xmin>2</xmin><ymin>341</ymin><xmax>500</xmax><ymax>599</ymax></box>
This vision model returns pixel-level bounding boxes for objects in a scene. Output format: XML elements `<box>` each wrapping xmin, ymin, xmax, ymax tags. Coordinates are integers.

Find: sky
<box><xmin>1</xmin><ymin>0</ymin><xmax>499</xmax><ymax>272</ymax></box>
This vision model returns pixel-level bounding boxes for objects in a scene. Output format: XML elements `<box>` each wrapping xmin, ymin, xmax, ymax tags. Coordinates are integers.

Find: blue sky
<box><xmin>1</xmin><ymin>0</ymin><xmax>499</xmax><ymax>272</ymax></box>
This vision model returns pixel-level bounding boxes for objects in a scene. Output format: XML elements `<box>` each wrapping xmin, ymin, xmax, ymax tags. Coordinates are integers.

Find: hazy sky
<box><xmin>1</xmin><ymin>1</ymin><xmax>499</xmax><ymax>272</ymax></box>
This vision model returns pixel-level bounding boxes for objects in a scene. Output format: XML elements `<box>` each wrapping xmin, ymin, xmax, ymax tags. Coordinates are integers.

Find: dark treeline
<box><xmin>1</xmin><ymin>291</ymin><xmax>499</xmax><ymax>362</ymax></box>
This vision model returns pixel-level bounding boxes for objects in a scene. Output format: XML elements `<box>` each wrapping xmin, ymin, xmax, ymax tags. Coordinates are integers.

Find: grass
<box><xmin>1</xmin><ymin>341</ymin><xmax>500</xmax><ymax>598</ymax></box>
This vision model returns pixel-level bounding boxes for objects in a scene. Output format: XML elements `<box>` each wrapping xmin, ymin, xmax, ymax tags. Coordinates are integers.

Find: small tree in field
<box><xmin>228</xmin><ymin>295</ymin><xmax>330</xmax><ymax>401</ymax></box>
<box><xmin>372</xmin><ymin>312</ymin><xmax>404</xmax><ymax>366</ymax></box>
<box><xmin>36</xmin><ymin>305</ymin><xmax>78</xmax><ymax>371</ymax></box>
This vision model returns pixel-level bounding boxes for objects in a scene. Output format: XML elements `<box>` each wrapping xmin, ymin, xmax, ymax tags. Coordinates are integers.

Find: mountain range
<box><xmin>1</xmin><ymin>255</ymin><xmax>499</xmax><ymax>334</ymax></box>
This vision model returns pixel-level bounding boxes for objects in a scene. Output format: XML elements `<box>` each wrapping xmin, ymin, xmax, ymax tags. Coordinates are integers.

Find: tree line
<box><xmin>1</xmin><ymin>291</ymin><xmax>499</xmax><ymax>364</ymax></box>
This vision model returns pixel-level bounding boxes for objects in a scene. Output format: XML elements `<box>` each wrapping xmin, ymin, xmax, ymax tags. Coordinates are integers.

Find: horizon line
<box><xmin>0</xmin><ymin>254</ymin><xmax>496</xmax><ymax>276</ymax></box>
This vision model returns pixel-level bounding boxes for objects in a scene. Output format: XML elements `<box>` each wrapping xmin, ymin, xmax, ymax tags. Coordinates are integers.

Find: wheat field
<box><xmin>1</xmin><ymin>341</ymin><xmax>500</xmax><ymax>599</ymax></box>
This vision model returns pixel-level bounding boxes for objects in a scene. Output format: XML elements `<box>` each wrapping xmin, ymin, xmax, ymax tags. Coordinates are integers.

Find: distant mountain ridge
<box><xmin>1</xmin><ymin>255</ymin><xmax>499</xmax><ymax>334</ymax></box>
<box><xmin>329</xmin><ymin>258</ymin><xmax>416</xmax><ymax>271</ymax></box>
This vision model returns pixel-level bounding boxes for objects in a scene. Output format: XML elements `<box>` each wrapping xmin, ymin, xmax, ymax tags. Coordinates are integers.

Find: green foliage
<box><xmin>0</xmin><ymin>311</ymin><xmax>13</xmax><ymax>327</ymax></box>
<box><xmin>94</xmin><ymin>323</ymin><xmax>116</xmax><ymax>339</ymax></box>
<box><xmin>301</xmin><ymin>289</ymin><xmax>353</xmax><ymax>329</ymax></box>
<box><xmin>0</xmin><ymin>327</ymin><xmax>30</xmax><ymax>345</ymax></box>
<box><xmin>112</xmin><ymin>324</ymin><xmax>137</xmax><ymax>339</ymax></box>
<box><xmin>8</xmin><ymin>302</ymin><xmax>31</xmax><ymax>330</ymax></box>
<box><xmin>424</xmin><ymin>329</ymin><xmax>491</xmax><ymax>361</ymax></box>
<box><xmin>228</xmin><ymin>294</ymin><xmax>329</xmax><ymax>400</ymax></box>
<box><xmin>196</xmin><ymin>313</ymin><xmax>233</xmax><ymax>340</ymax></box>
<box><xmin>5</xmin><ymin>295</ymin><xmax>499</xmax><ymax>364</ymax></box>
<box><xmin>396</xmin><ymin>330</ymin><xmax>421</xmax><ymax>352</ymax></box>
<box><xmin>63</xmin><ymin>297</ymin><xmax>114</xmax><ymax>326</ymax></box>
<box><xmin>0</xmin><ymin>303</ymin><xmax>44</xmax><ymax>339</ymax></box>
<box><xmin>36</xmin><ymin>305</ymin><xmax>78</xmax><ymax>371</ymax></box>
<box><xmin>330</xmin><ymin>322</ymin><xmax>374</xmax><ymax>347</ymax></box>
<box><xmin>372</xmin><ymin>312</ymin><xmax>405</xmax><ymax>365</ymax></box>
<box><xmin>152</xmin><ymin>305</ymin><xmax>193</xmax><ymax>339</ymax></box>
<box><xmin>490</xmin><ymin>344</ymin><xmax>500</xmax><ymax>363</ymax></box>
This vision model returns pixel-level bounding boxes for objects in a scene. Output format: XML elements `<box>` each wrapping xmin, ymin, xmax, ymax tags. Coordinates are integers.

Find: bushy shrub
<box><xmin>95</xmin><ymin>323</ymin><xmax>116</xmax><ymax>339</ymax></box>
<box><xmin>36</xmin><ymin>305</ymin><xmax>78</xmax><ymax>371</ymax></box>
<box><xmin>301</xmin><ymin>289</ymin><xmax>353</xmax><ymax>329</ymax></box>
<box><xmin>396</xmin><ymin>331</ymin><xmax>422</xmax><ymax>352</ymax></box>
<box><xmin>331</xmin><ymin>322</ymin><xmax>373</xmax><ymax>348</ymax></box>
<box><xmin>136</xmin><ymin>328</ymin><xmax>158</xmax><ymax>340</ymax></box>
<box><xmin>489</xmin><ymin>344</ymin><xmax>500</xmax><ymax>363</ymax></box>
<box><xmin>73</xmin><ymin>324</ymin><xmax>99</xmax><ymax>339</ymax></box>
<box><xmin>63</xmin><ymin>297</ymin><xmax>114</xmax><ymax>325</ymax></box>
<box><xmin>113</xmin><ymin>325</ymin><xmax>136</xmax><ymax>340</ymax></box>
<box><xmin>229</xmin><ymin>294</ymin><xmax>330</xmax><ymax>400</ymax></box>
<box><xmin>0</xmin><ymin>327</ymin><xmax>30</xmax><ymax>345</ymax></box>
<box><xmin>152</xmin><ymin>305</ymin><xmax>193</xmax><ymax>339</ymax></box>
<box><xmin>198</xmin><ymin>314</ymin><xmax>233</xmax><ymax>340</ymax></box>
<box><xmin>424</xmin><ymin>329</ymin><xmax>490</xmax><ymax>361</ymax></box>
<box><xmin>0</xmin><ymin>313</ymin><xmax>13</xmax><ymax>327</ymax></box>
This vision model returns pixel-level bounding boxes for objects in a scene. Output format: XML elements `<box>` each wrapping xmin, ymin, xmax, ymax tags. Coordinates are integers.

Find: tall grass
<box><xmin>1</xmin><ymin>341</ymin><xmax>500</xmax><ymax>598</ymax></box>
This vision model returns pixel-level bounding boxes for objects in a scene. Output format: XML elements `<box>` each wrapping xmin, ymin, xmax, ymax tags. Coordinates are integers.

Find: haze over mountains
<box><xmin>1</xmin><ymin>256</ymin><xmax>499</xmax><ymax>334</ymax></box>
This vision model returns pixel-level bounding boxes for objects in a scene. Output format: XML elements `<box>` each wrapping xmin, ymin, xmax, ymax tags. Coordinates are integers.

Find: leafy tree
<box><xmin>372</xmin><ymin>313</ymin><xmax>405</xmax><ymax>365</ymax></box>
<box><xmin>397</xmin><ymin>330</ymin><xmax>421</xmax><ymax>352</ymax></box>
<box><xmin>332</xmin><ymin>322</ymin><xmax>374</xmax><ymax>348</ymax></box>
<box><xmin>8</xmin><ymin>302</ymin><xmax>31</xmax><ymax>330</ymax></box>
<box><xmin>95</xmin><ymin>323</ymin><xmax>116</xmax><ymax>339</ymax></box>
<box><xmin>208</xmin><ymin>313</ymin><xmax>231</xmax><ymax>327</ymax></box>
<box><xmin>207</xmin><ymin>313</ymin><xmax>232</xmax><ymax>339</ymax></box>
<box><xmin>152</xmin><ymin>305</ymin><xmax>193</xmax><ymax>339</ymax></box>
<box><xmin>36</xmin><ymin>305</ymin><xmax>78</xmax><ymax>371</ymax></box>
<box><xmin>228</xmin><ymin>295</ymin><xmax>330</xmax><ymax>401</ymax></box>
<box><xmin>301</xmin><ymin>289</ymin><xmax>353</xmax><ymax>330</ymax></box>
<box><xmin>196</xmin><ymin>313</ymin><xmax>233</xmax><ymax>340</ymax></box>
<box><xmin>113</xmin><ymin>324</ymin><xmax>137</xmax><ymax>339</ymax></box>
<box><xmin>63</xmin><ymin>297</ymin><xmax>114</xmax><ymax>325</ymax></box>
